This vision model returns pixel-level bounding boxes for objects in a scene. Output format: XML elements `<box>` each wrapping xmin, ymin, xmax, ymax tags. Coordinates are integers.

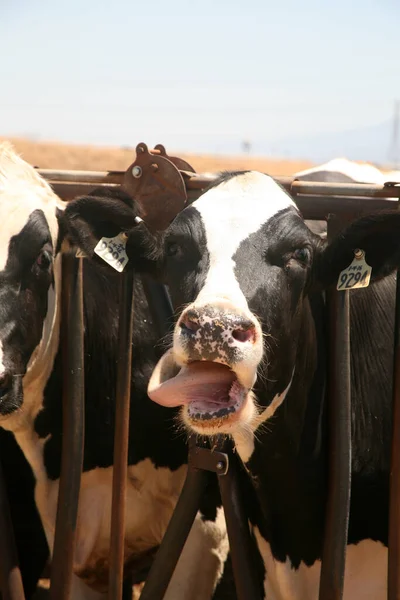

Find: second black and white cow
<box><xmin>0</xmin><ymin>143</ymin><xmax>229</xmax><ymax>600</ymax></box>
<box><xmin>72</xmin><ymin>169</ymin><xmax>400</xmax><ymax>599</ymax></box>
<box><xmin>295</xmin><ymin>157</ymin><xmax>391</xmax><ymax>238</ymax></box>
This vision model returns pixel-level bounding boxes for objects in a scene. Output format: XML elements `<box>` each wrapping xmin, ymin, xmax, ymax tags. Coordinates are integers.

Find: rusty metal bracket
<box><xmin>189</xmin><ymin>440</ymin><xmax>229</xmax><ymax>475</ymax></box>
<box><xmin>122</xmin><ymin>143</ymin><xmax>196</xmax><ymax>233</ymax></box>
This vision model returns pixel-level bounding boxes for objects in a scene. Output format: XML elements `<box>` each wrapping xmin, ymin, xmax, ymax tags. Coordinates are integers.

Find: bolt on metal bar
<box><xmin>318</xmin><ymin>215</ymin><xmax>352</xmax><ymax>600</ymax></box>
<box><xmin>388</xmin><ymin>264</ymin><xmax>400</xmax><ymax>599</ymax></box>
<box><xmin>0</xmin><ymin>459</ymin><xmax>25</xmax><ymax>600</ymax></box>
<box><xmin>50</xmin><ymin>255</ymin><xmax>85</xmax><ymax>600</ymax></box>
<box><xmin>108</xmin><ymin>269</ymin><xmax>135</xmax><ymax>600</ymax></box>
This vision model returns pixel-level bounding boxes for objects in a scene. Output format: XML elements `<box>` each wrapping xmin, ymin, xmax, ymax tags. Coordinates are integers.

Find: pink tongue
<box><xmin>148</xmin><ymin>361</ymin><xmax>236</xmax><ymax>408</ymax></box>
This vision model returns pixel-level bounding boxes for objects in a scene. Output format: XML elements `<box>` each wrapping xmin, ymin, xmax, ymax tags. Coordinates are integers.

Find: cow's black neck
<box><xmin>246</xmin><ymin>279</ymin><xmax>393</xmax><ymax>567</ymax></box>
<box><xmin>34</xmin><ymin>260</ymin><xmax>187</xmax><ymax>480</ymax></box>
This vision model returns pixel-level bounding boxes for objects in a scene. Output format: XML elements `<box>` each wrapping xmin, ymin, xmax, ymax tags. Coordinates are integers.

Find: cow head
<box><xmin>0</xmin><ymin>143</ymin><xmax>64</xmax><ymax>427</ymax></box>
<box><xmin>147</xmin><ymin>172</ymin><xmax>316</xmax><ymax>439</ymax></box>
<box><xmin>65</xmin><ymin>170</ymin><xmax>400</xmax><ymax>448</ymax></box>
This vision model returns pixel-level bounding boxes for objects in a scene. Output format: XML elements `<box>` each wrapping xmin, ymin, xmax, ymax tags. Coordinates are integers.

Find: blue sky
<box><xmin>0</xmin><ymin>0</ymin><xmax>399</xmax><ymax>155</ymax></box>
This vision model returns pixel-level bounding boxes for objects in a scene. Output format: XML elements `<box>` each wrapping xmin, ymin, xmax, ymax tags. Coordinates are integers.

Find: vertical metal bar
<box><xmin>0</xmin><ymin>459</ymin><xmax>25</xmax><ymax>600</ymax></box>
<box><xmin>139</xmin><ymin>466</ymin><xmax>208</xmax><ymax>600</ymax></box>
<box><xmin>216</xmin><ymin>441</ymin><xmax>263</xmax><ymax>600</ymax></box>
<box><xmin>319</xmin><ymin>215</ymin><xmax>352</xmax><ymax>600</ymax></box>
<box><xmin>108</xmin><ymin>270</ymin><xmax>135</xmax><ymax>600</ymax></box>
<box><xmin>140</xmin><ymin>276</ymin><xmax>174</xmax><ymax>339</ymax></box>
<box><xmin>388</xmin><ymin>267</ymin><xmax>400</xmax><ymax>600</ymax></box>
<box><xmin>50</xmin><ymin>255</ymin><xmax>85</xmax><ymax>600</ymax></box>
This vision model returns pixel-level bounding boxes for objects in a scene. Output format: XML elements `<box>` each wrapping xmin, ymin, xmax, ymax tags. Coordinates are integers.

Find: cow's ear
<box><xmin>62</xmin><ymin>187</ymin><xmax>162</xmax><ymax>276</ymax></box>
<box><xmin>313</xmin><ymin>211</ymin><xmax>400</xmax><ymax>288</ymax></box>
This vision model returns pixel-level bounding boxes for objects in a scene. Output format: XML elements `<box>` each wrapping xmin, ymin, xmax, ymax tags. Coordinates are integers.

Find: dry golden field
<box><xmin>0</xmin><ymin>136</ymin><xmax>313</xmax><ymax>176</ymax></box>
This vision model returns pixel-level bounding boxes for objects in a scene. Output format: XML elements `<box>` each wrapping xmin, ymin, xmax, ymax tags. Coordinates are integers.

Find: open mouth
<box><xmin>148</xmin><ymin>356</ymin><xmax>249</xmax><ymax>424</ymax></box>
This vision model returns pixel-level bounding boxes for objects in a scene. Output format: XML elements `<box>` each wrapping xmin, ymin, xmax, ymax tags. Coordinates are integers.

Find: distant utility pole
<box><xmin>388</xmin><ymin>100</ymin><xmax>400</xmax><ymax>169</ymax></box>
<box><xmin>242</xmin><ymin>140</ymin><xmax>251</xmax><ymax>155</ymax></box>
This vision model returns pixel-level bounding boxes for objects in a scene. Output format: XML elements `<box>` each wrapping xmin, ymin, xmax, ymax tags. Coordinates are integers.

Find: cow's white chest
<box><xmin>15</xmin><ymin>429</ymin><xmax>229</xmax><ymax>599</ymax></box>
<box><xmin>45</xmin><ymin>459</ymin><xmax>186</xmax><ymax>575</ymax></box>
<box><xmin>15</xmin><ymin>428</ymin><xmax>186</xmax><ymax>580</ymax></box>
<box><xmin>254</xmin><ymin>528</ymin><xmax>387</xmax><ymax>600</ymax></box>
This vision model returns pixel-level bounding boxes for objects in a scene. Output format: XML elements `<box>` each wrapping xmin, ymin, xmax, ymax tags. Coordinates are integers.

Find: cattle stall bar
<box><xmin>0</xmin><ymin>145</ymin><xmax>398</xmax><ymax>600</ymax></box>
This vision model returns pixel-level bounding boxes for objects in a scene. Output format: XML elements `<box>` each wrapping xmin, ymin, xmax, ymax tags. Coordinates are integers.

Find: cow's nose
<box><xmin>179</xmin><ymin>307</ymin><xmax>257</xmax><ymax>345</ymax></box>
<box><xmin>0</xmin><ymin>372</ymin><xmax>12</xmax><ymax>399</ymax></box>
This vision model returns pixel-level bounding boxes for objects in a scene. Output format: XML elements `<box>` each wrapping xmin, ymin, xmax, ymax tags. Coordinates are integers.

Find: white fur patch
<box><xmin>164</xmin><ymin>507</ymin><xmax>229</xmax><ymax>599</ymax></box>
<box><xmin>233</xmin><ymin>373</ymin><xmax>294</xmax><ymax>463</ymax></box>
<box><xmin>0</xmin><ymin>143</ymin><xmax>61</xmax><ymax>271</ymax></box>
<box><xmin>13</xmin><ymin>430</ymin><xmax>228</xmax><ymax>598</ymax></box>
<box><xmin>192</xmin><ymin>171</ymin><xmax>296</xmax><ymax>309</ymax></box>
<box><xmin>254</xmin><ymin>528</ymin><xmax>387</xmax><ymax>600</ymax></box>
<box><xmin>0</xmin><ymin>341</ymin><xmax>6</xmax><ymax>379</ymax></box>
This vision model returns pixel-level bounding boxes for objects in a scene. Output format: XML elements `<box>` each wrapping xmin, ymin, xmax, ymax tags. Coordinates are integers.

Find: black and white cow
<box><xmin>74</xmin><ymin>168</ymin><xmax>400</xmax><ymax>599</ymax></box>
<box><xmin>0</xmin><ymin>143</ymin><xmax>230</xmax><ymax>600</ymax></box>
<box><xmin>295</xmin><ymin>157</ymin><xmax>392</xmax><ymax>238</ymax></box>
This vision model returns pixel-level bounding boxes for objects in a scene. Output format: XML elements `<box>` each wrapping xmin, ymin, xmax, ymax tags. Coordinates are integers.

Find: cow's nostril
<box><xmin>0</xmin><ymin>373</ymin><xmax>12</xmax><ymax>398</ymax></box>
<box><xmin>232</xmin><ymin>327</ymin><xmax>256</xmax><ymax>343</ymax></box>
<box><xmin>180</xmin><ymin>312</ymin><xmax>201</xmax><ymax>334</ymax></box>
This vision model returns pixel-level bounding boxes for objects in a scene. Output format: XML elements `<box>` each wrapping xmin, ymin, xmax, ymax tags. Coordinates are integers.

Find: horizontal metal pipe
<box><xmin>49</xmin><ymin>183</ymin><xmax>399</xmax><ymax>221</ymax></box>
<box><xmin>38</xmin><ymin>168</ymin><xmax>400</xmax><ymax>198</ymax></box>
<box><xmin>38</xmin><ymin>168</ymin><xmax>123</xmax><ymax>185</ymax></box>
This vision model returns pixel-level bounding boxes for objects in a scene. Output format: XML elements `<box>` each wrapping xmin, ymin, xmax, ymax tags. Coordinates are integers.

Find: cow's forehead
<box><xmin>191</xmin><ymin>171</ymin><xmax>298</xmax><ymax>256</ymax></box>
<box><xmin>0</xmin><ymin>190</ymin><xmax>59</xmax><ymax>271</ymax></box>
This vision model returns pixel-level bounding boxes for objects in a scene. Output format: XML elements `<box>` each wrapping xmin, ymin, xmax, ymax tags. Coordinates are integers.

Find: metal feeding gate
<box><xmin>0</xmin><ymin>143</ymin><xmax>400</xmax><ymax>600</ymax></box>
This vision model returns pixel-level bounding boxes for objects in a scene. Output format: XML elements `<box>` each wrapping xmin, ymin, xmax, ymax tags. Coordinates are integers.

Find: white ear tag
<box><xmin>94</xmin><ymin>232</ymin><xmax>129</xmax><ymax>272</ymax></box>
<box><xmin>336</xmin><ymin>249</ymin><xmax>372</xmax><ymax>291</ymax></box>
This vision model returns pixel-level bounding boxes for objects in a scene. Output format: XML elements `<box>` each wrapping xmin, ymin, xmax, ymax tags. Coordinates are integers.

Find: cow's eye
<box><xmin>35</xmin><ymin>250</ymin><xmax>52</xmax><ymax>270</ymax></box>
<box><xmin>165</xmin><ymin>241</ymin><xmax>182</xmax><ymax>258</ymax></box>
<box><xmin>293</xmin><ymin>247</ymin><xmax>311</xmax><ymax>265</ymax></box>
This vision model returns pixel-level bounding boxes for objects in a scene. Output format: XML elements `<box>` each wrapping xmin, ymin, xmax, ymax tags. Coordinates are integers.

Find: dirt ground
<box><xmin>0</xmin><ymin>136</ymin><xmax>313</xmax><ymax>176</ymax></box>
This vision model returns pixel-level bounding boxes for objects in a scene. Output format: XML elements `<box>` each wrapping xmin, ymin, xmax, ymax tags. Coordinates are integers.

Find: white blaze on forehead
<box><xmin>192</xmin><ymin>171</ymin><xmax>297</xmax><ymax>308</ymax></box>
<box><xmin>0</xmin><ymin>142</ymin><xmax>61</xmax><ymax>271</ymax></box>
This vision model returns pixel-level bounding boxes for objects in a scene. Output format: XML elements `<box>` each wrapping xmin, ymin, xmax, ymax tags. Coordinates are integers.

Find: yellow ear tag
<box><xmin>337</xmin><ymin>249</ymin><xmax>372</xmax><ymax>291</ymax></box>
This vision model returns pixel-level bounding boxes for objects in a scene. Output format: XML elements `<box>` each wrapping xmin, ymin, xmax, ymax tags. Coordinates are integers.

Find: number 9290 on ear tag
<box><xmin>336</xmin><ymin>249</ymin><xmax>372</xmax><ymax>291</ymax></box>
<box><xmin>94</xmin><ymin>232</ymin><xmax>129</xmax><ymax>273</ymax></box>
